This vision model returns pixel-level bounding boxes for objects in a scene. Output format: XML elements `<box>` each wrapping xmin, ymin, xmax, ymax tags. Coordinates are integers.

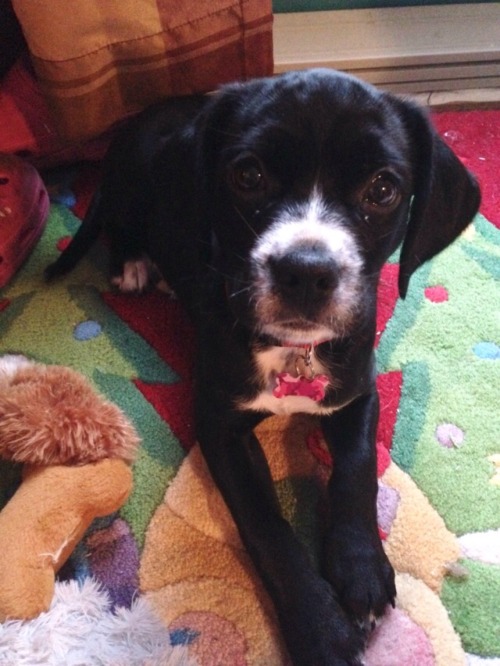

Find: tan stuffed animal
<box><xmin>0</xmin><ymin>354</ymin><xmax>140</xmax><ymax>621</ymax></box>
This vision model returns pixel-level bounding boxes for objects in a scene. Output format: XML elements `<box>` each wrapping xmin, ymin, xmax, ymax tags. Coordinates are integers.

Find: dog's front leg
<box><xmin>321</xmin><ymin>390</ymin><xmax>396</xmax><ymax>623</ymax></box>
<box><xmin>196</xmin><ymin>405</ymin><xmax>365</xmax><ymax>666</ymax></box>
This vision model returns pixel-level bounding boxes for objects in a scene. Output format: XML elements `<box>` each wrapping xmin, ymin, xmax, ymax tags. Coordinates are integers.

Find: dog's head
<box><xmin>197</xmin><ymin>69</ymin><xmax>480</xmax><ymax>345</ymax></box>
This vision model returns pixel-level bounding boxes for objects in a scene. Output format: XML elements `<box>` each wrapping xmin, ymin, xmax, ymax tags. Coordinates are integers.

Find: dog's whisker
<box><xmin>198</xmin><ymin>237</ymin><xmax>249</xmax><ymax>266</ymax></box>
<box><xmin>204</xmin><ymin>264</ymin><xmax>236</xmax><ymax>281</ymax></box>
<box><xmin>226</xmin><ymin>249</ymin><xmax>251</xmax><ymax>265</ymax></box>
<box><xmin>229</xmin><ymin>285</ymin><xmax>252</xmax><ymax>299</ymax></box>
<box><xmin>204</xmin><ymin>264</ymin><xmax>253</xmax><ymax>297</ymax></box>
<box><xmin>233</xmin><ymin>206</ymin><xmax>258</xmax><ymax>239</ymax></box>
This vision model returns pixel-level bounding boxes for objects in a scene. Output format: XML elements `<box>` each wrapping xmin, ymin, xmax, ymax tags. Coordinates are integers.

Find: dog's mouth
<box><xmin>226</xmin><ymin>275</ymin><xmax>337</xmax><ymax>345</ymax></box>
<box><xmin>280</xmin><ymin>319</ymin><xmax>318</xmax><ymax>330</ymax></box>
<box><xmin>258</xmin><ymin>318</ymin><xmax>335</xmax><ymax>346</ymax></box>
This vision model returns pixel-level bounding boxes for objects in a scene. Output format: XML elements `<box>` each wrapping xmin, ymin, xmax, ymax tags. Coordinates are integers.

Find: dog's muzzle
<box><xmin>268</xmin><ymin>243</ymin><xmax>340</xmax><ymax>319</ymax></box>
<box><xmin>249</xmin><ymin>205</ymin><xmax>364</xmax><ymax>343</ymax></box>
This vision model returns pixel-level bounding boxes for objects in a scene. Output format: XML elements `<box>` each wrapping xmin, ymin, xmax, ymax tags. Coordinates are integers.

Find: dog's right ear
<box><xmin>195</xmin><ymin>84</ymin><xmax>247</xmax><ymax>185</ymax></box>
<box><xmin>393</xmin><ymin>98</ymin><xmax>481</xmax><ymax>298</ymax></box>
<box><xmin>193</xmin><ymin>84</ymin><xmax>248</xmax><ymax>261</ymax></box>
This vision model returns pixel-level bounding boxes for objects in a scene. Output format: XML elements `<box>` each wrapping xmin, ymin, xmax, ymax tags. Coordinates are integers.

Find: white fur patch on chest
<box><xmin>238</xmin><ymin>346</ymin><xmax>337</xmax><ymax>416</ymax></box>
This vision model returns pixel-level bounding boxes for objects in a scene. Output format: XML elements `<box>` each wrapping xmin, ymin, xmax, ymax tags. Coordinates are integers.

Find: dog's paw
<box><xmin>281</xmin><ymin>577</ymin><xmax>367</xmax><ymax>666</ymax></box>
<box><xmin>323</xmin><ymin>526</ymin><xmax>396</xmax><ymax>621</ymax></box>
<box><xmin>111</xmin><ymin>258</ymin><xmax>153</xmax><ymax>293</ymax></box>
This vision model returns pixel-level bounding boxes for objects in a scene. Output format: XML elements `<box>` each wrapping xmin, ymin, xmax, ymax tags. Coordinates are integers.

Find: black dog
<box><xmin>46</xmin><ymin>69</ymin><xmax>480</xmax><ymax>666</ymax></box>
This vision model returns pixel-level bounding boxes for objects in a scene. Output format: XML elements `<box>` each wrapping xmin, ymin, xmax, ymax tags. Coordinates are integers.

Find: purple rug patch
<box><xmin>85</xmin><ymin>518</ymin><xmax>140</xmax><ymax>609</ymax></box>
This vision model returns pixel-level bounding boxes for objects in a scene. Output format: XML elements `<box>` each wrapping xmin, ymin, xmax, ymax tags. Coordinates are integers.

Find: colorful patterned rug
<box><xmin>0</xmin><ymin>108</ymin><xmax>499</xmax><ymax>666</ymax></box>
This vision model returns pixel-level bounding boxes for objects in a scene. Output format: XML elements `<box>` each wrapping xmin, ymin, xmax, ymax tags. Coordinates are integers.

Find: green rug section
<box><xmin>70</xmin><ymin>286</ymin><xmax>177</xmax><ymax>384</ymax></box>
<box><xmin>94</xmin><ymin>373</ymin><xmax>185</xmax><ymax>550</ymax></box>
<box><xmin>389</xmin><ymin>361</ymin><xmax>430</xmax><ymax>473</ymax></box>
<box><xmin>375</xmin><ymin>262</ymin><xmax>430</xmax><ymax>373</ymax></box>
<box><xmin>121</xmin><ymin>451</ymin><xmax>179</xmax><ymax>552</ymax></box>
<box><xmin>382</xmin><ymin>216</ymin><xmax>500</xmax><ymax>537</ymax></box>
<box><xmin>0</xmin><ymin>206</ymin><xmax>175</xmax><ymax>385</ymax></box>
<box><xmin>276</xmin><ymin>476</ymin><xmax>322</xmax><ymax>569</ymax></box>
<box><xmin>378</xmin><ymin>215</ymin><xmax>500</xmax><ymax>658</ymax></box>
<box><xmin>442</xmin><ymin>559</ymin><xmax>500</xmax><ymax>657</ymax></box>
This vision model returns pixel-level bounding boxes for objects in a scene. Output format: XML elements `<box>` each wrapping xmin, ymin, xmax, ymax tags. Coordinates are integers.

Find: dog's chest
<box><xmin>239</xmin><ymin>346</ymin><xmax>335</xmax><ymax>416</ymax></box>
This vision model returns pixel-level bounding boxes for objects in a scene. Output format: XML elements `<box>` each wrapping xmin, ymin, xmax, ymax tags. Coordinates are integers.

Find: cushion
<box><xmin>10</xmin><ymin>0</ymin><xmax>274</xmax><ymax>142</ymax></box>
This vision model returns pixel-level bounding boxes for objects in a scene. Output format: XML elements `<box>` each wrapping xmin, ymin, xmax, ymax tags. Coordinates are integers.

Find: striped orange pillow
<box><xmin>11</xmin><ymin>0</ymin><xmax>274</xmax><ymax>141</ymax></box>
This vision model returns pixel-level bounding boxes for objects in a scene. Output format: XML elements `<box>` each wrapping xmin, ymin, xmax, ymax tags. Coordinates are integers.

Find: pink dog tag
<box><xmin>273</xmin><ymin>372</ymin><xmax>329</xmax><ymax>401</ymax></box>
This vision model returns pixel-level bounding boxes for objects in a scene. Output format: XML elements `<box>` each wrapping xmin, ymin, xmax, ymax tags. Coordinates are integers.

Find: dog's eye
<box><xmin>363</xmin><ymin>172</ymin><xmax>401</xmax><ymax>210</ymax></box>
<box><xmin>231</xmin><ymin>158</ymin><xmax>264</xmax><ymax>192</ymax></box>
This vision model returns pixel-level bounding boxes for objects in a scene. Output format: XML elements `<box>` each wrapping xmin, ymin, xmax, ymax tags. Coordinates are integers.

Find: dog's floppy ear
<box><xmin>190</xmin><ymin>84</ymin><xmax>247</xmax><ymax>261</ymax></box>
<box><xmin>394</xmin><ymin>99</ymin><xmax>480</xmax><ymax>298</ymax></box>
<box><xmin>195</xmin><ymin>83</ymin><xmax>247</xmax><ymax>185</ymax></box>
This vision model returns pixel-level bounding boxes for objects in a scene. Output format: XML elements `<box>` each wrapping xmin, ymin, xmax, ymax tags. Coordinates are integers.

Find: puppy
<box><xmin>46</xmin><ymin>69</ymin><xmax>480</xmax><ymax>666</ymax></box>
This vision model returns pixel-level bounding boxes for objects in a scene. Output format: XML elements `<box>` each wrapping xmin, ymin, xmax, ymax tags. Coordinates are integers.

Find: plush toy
<box><xmin>0</xmin><ymin>354</ymin><xmax>140</xmax><ymax>621</ymax></box>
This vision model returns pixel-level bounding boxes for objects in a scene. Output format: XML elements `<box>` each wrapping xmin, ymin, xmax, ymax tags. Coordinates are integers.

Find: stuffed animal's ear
<box><xmin>394</xmin><ymin>100</ymin><xmax>480</xmax><ymax>298</ymax></box>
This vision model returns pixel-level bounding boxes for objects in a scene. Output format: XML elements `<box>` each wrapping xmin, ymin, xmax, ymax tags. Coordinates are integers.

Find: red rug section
<box><xmin>376</xmin><ymin>371</ymin><xmax>403</xmax><ymax>463</ymax></box>
<box><xmin>102</xmin><ymin>291</ymin><xmax>195</xmax><ymax>381</ymax></box>
<box><xmin>134</xmin><ymin>380</ymin><xmax>196</xmax><ymax>451</ymax></box>
<box><xmin>432</xmin><ymin>109</ymin><xmax>500</xmax><ymax>228</ymax></box>
<box><xmin>375</xmin><ymin>263</ymin><xmax>400</xmax><ymax>348</ymax></box>
<box><xmin>102</xmin><ymin>291</ymin><xmax>196</xmax><ymax>451</ymax></box>
<box><xmin>71</xmin><ymin>164</ymin><xmax>102</xmax><ymax>220</ymax></box>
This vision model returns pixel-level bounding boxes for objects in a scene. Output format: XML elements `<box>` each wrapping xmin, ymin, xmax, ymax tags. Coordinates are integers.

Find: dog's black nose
<box><xmin>269</xmin><ymin>246</ymin><xmax>339</xmax><ymax>309</ymax></box>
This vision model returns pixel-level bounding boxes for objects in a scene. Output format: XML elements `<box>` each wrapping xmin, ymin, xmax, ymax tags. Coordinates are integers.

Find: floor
<box><xmin>411</xmin><ymin>87</ymin><xmax>500</xmax><ymax>109</ymax></box>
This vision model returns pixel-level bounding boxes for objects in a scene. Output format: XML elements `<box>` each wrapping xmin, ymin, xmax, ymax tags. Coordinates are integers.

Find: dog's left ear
<box><xmin>393</xmin><ymin>98</ymin><xmax>480</xmax><ymax>298</ymax></box>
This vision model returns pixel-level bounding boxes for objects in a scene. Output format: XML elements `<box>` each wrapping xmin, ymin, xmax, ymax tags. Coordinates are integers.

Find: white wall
<box><xmin>273</xmin><ymin>3</ymin><xmax>500</xmax><ymax>93</ymax></box>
